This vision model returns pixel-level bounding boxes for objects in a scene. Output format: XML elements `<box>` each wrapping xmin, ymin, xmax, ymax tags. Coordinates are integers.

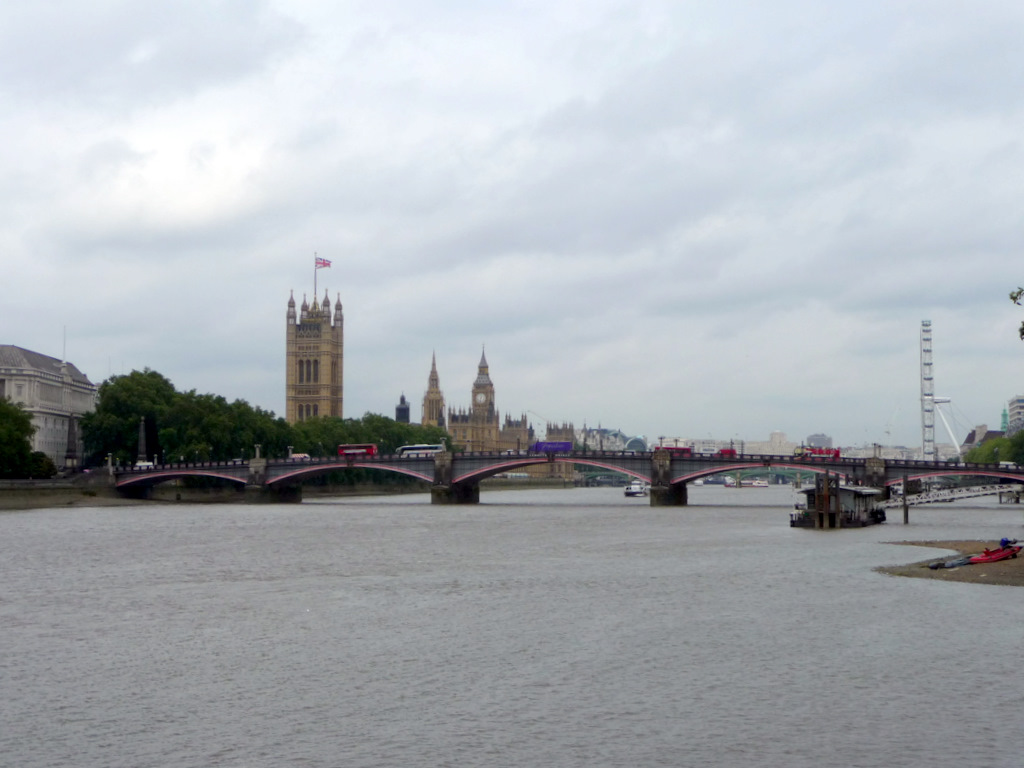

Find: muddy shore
<box><xmin>878</xmin><ymin>540</ymin><xmax>1024</xmax><ymax>587</ymax></box>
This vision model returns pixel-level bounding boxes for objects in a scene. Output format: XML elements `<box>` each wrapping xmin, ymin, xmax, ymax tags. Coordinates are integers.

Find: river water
<box><xmin>2</xmin><ymin>485</ymin><xmax>1023</xmax><ymax>768</ymax></box>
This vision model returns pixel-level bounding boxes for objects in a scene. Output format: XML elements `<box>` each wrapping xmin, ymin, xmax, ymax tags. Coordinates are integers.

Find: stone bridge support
<box><xmin>650</xmin><ymin>450</ymin><xmax>688</xmax><ymax>506</ymax></box>
<box><xmin>248</xmin><ymin>457</ymin><xmax>267</xmax><ymax>485</ymax></box>
<box><xmin>245</xmin><ymin>484</ymin><xmax>302</xmax><ymax>504</ymax></box>
<box><xmin>650</xmin><ymin>484</ymin><xmax>687</xmax><ymax>506</ymax></box>
<box><xmin>431</xmin><ymin>483</ymin><xmax>481</xmax><ymax>504</ymax></box>
<box><xmin>430</xmin><ymin>451</ymin><xmax>481</xmax><ymax>504</ymax></box>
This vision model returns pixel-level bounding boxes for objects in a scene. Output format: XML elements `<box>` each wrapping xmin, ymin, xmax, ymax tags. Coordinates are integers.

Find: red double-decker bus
<box><xmin>337</xmin><ymin>443</ymin><xmax>378</xmax><ymax>457</ymax></box>
<box><xmin>656</xmin><ymin>446</ymin><xmax>693</xmax><ymax>456</ymax></box>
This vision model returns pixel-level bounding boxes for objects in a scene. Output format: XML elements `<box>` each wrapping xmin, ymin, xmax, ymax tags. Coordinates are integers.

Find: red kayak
<box><xmin>969</xmin><ymin>546</ymin><xmax>1021</xmax><ymax>564</ymax></box>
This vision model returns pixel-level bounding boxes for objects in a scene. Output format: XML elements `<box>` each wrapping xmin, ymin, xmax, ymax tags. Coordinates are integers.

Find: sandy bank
<box><xmin>878</xmin><ymin>540</ymin><xmax>1024</xmax><ymax>587</ymax></box>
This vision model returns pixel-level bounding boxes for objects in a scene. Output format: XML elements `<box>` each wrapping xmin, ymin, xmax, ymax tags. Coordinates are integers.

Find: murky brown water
<box><xmin>2</xmin><ymin>486</ymin><xmax>1022</xmax><ymax>767</ymax></box>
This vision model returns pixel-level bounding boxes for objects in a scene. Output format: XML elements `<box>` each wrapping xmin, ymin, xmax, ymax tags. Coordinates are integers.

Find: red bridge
<box><xmin>111</xmin><ymin>450</ymin><xmax>1024</xmax><ymax>505</ymax></box>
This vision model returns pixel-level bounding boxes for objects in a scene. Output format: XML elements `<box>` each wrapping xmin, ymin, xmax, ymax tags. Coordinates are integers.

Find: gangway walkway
<box><xmin>881</xmin><ymin>484</ymin><xmax>1024</xmax><ymax>509</ymax></box>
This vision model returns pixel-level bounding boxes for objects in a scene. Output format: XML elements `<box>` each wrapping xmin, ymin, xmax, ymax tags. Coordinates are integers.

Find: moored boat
<box><xmin>624</xmin><ymin>480</ymin><xmax>649</xmax><ymax>497</ymax></box>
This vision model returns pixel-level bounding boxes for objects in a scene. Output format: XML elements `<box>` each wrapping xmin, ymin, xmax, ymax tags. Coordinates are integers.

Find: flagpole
<box><xmin>313</xmin><ymin>252</ymin><xmax>318</xmax><ymax>300</ymax></box>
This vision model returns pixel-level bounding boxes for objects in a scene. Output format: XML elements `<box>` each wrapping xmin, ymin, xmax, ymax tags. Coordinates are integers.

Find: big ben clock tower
<box><xmin>471</xmin><ymin>349</ymin><xmax>495</xmax><ymax>416</ymax></box>
<box><xmin>469</xmin><ymin>348</ymin><xmax>498</xmax><ymax>450</ymax></box>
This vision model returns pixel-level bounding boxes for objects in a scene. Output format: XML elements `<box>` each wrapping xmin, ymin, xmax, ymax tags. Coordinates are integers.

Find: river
<box><xmin>2</xmin><ymin>485</ymin><xmax>1022</xmax><ymax>767</ymax></box>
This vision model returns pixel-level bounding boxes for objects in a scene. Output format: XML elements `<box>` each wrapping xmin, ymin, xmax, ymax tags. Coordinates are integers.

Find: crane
<box><xmin>527</xmin><ymin>411</ymin><xmax>551</xmax><ymax>440</ymax></box>
<box><xmin>884</xmin><ymin>408</ymin><xmax>900</xmax><ymax>441</ymax></box>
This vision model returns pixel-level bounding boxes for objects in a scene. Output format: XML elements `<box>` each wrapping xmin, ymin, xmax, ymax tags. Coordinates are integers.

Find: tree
<box><xmin>0</xmin><ymin>398</ymin><xmax>35</xmax><ymax>478</ymax></box>
<box><xmin>81</xmin><ymin>369</ymin><xmax>177</xmax><ymax>465</ymax></box>
<box><xmin>28</xmin><ymin>451</ymin><xmax>57</xmax><ymax>479</ymax></box>
<box><xmin>1012</xmin><ymin>287</ymin><xmax>1024</xmax><ymax>339</ymax></box>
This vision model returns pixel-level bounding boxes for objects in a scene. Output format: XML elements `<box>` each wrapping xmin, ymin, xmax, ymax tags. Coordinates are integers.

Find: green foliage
<box><xmin>1012</xmin><ymin>287</ymin><xmax>1024</xmax><ymax>340</ymax></box>
<box><xmin>964</xmin><ymin>436</ymin><xmax>1011</xmax><ymax>464</ymax></box>
<box><xmin>80</xmin><ymin>368</ymin><xmax>449</xmax><ymax>476</ymax></box>
<box><xmin>81</xmin><ymin>369</ymin><xmax>177</xmax><ymax>465</ymax></box>
<box><xmin>964</xmin><ymin>434</ymin><xmax>1024</xmax><ymax>465</ymax></box>
<box><xmin>29</xmin><ymin>451</ymin><xmax>57</xmax><ymax>479</ymax></box>
<box><xmin>81</xmin><ymin>369</ymin><xmax>292</xmax><ymax>464</ymax></box>
<box><xmin>289</xmin><ymin>413</ymin><xmax>450</xmax><ymax>457</ymax></box>
<box><xmin>0</xmin><ymin>397</ymin><xmax>35</xmax><ymax>478</ymax></box>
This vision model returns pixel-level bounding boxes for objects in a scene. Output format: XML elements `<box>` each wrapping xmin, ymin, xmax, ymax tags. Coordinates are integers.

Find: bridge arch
<box><xmin>451</xmin><ymin>456</ymin><xmax>648</xmax><ymax>485</ymax></box>
<box><xmin>267</xmin><ymin>461</ymin><xmax>434</xmax><ymax>485</ymax></box>
<box><xmin>116</xmin><ymin>470</ymin><xmax>247</xmax><ymax>489</ymax></box>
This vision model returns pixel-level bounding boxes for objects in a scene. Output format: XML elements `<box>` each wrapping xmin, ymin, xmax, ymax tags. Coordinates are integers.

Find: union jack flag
<box><xmin>315</xmin><ymin>256</ymin><xmax>331</xmax><ymax>269</ymax></box>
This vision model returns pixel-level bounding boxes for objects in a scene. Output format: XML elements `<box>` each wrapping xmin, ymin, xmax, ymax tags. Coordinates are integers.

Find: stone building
<box><xmin>285</xmin><ymin>290</ymin><xmax>343</xmax><ymax>423</ymax></box>
<box><xmin>437</xmin><ymin>349</ymin><xmax>573</xmax><ymax>480</ymax></box>
<box><xmin>499</xmin><ymin>413</ymin><xmax>534</xmax><ymax>453</ymax></box>
<box><xmin>448</xmin><ymin>350</ymin><xmax>499</xmax><ymax>452</ymax></box>
<box><xmin>421</xmin><ymin>353</ymin><xmax>446</xmax><ymax>429</ymax></box>
<box><xmin>0</xmin><ymin>345</ymin><xmax>97</xmax><ymax>467</ymax></box>
<box><xmin>395</xmin><ymin>394</ymin><xmax>410</xmax><ymax>424</ymax></box>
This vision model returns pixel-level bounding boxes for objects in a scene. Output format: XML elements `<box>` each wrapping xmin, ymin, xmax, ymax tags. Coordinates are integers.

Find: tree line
<box><xmin>81</xmin><ymin>368</ymin><xmax>450</xmax><ymax>466</ymax></box>
<box><xmin>0</xmin><ymin>368</ymin><xmax>449</xmax><ymax>478</ymax></box>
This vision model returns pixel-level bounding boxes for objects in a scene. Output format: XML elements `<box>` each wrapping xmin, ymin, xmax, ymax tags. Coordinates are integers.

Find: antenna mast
<box><xmin>920</xmin><ymin>320</ymin><xmax>935</xmax><ymax>459</ymax></box>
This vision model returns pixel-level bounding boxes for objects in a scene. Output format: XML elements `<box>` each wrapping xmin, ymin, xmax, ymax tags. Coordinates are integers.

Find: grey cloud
<box><xmin>0</xmin><ymin>1</ymin><xmax>304</xmax><ymax>109</ymax></box>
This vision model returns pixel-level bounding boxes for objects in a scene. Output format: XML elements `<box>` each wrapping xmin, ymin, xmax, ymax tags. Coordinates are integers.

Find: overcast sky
<box><xmin>4</xmin><ymin>0</ymin><xmax>1024</xmax><ymax>449</ymax></box>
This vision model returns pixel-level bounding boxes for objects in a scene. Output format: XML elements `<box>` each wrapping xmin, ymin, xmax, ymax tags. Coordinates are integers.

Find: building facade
<box><xmin>448</xmin><ymin>350</ymin><xmax>500</xmax><ymax>452</ymax></box>
<box><xmin>439</xmin><ymin>350</ymin><xmax>573</xmax><ymax>480</ymax></box>
<box><xmin>395</xmin><ymin>394</ymin><xmax>410</xmax><ymax>424</ymax></box>
<box><xmin>1007</xmin><ymin>395</ymin><xmax>1024</xmax><ymax>436</ymax></box>
<box><xmin>285</xmin><ymin>290</ymin><xmax>343</xmax><ymax>423</ymax></box>
<box><xmin>421</xmin><ymin>353</ymin><xmax>446</xmax><ymax>429</ymax></box>
<box><xmin>0</xmin><ymin>345</ymin><xmax>97</xmax><ymax>467</ymax></box>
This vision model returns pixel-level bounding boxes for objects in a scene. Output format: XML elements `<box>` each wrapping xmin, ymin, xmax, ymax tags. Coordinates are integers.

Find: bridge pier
<box><xmin>650</xmin><ymin>483</ymin><xmax>687</xmax><ymax>506</ymax></box>
<box><xmin>649</xmin><ymin>450</ymin><xmax>687</xmax><ymax>505</ymax></box>
<box><xmin>244</xmin><ymin>484</ymin><xmax>303</xmax><ymax>504</ymax></box>
<box><xmin>431</xmin><ymin>483</ymin><xmax>480</xmax><ymax>504</ymax></box>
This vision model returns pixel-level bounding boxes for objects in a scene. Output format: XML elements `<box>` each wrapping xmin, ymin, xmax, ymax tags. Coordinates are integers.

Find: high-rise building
<box><xmin>285</xmin><ymin>290</ymin><xmax>343</xmax><ymax>423</ymax></box>
<box><xmin>1007</xmin><ymin>395</ymin><xmax>1024</xmax><ymax>432</ymax></box>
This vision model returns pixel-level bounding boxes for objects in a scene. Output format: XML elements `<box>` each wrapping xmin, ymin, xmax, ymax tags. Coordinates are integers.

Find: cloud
<box><xmin>4</xmin><ymin>0</ymin><xmax>1024</xmax><ymax>451</ymax></box>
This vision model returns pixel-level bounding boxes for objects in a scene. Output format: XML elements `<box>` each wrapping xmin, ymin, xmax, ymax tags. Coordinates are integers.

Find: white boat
<box><xmin>624</xmin><ymin>480</ymin><xmax>649</xmax><ymax>497</ymax></box>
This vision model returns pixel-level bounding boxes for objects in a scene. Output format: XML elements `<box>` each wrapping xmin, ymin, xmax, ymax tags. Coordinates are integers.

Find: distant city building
<box><xmin>1006</xmin><ymin>395</ymin><xmax>1024</xmax><ymax>437</ymax></box>
<box><xmin>623</xmin><ymin>435</ymin><xmax>648</xmax><ymax>451</ymax></box>
<box><xmin>581</xmin><ymin>427</ymin><xmax>646</xmax><ymax>452</ymax></box>
<box><xmin>0</xmin><ymin>345</ymin><xmax>97</xmax><ymax>467</ymax></box>
<box><xmin>744</xmin><ymin>431</ymin><xmax>797</xmax><ymax>455</ymax></box>
<box><xmin>961</xmin><ymin>424</ymin><xmax>1003</xmax><ymax>454</ymax></box>
<box><xmin>805</xmin><ymin>433</ymin><xmax>833</xmax><ymax>449</ymax></box>
<box><xmin>395</xmin><ymin>394</ymin><xmax>410</xmax><ymax>424</ymax></box>
<box><xmin>285</xmin><ymin>290</ymin><xmax>343</xmax><ymax>423</ymax></box>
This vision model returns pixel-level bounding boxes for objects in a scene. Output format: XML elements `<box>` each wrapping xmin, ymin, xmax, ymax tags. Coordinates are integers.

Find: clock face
<box><xmin>475</xmin><ymin>392</ymin><xmax>487</xmax><ymax>404</ymax></box>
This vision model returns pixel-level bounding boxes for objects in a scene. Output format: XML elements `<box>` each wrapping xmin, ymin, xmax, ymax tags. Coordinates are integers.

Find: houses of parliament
<box><xmin>285</xmin><ymin>290</ymin><xmax>573</xmax><ymax>463</ymax></box>
<box><xmin>419</xmin><ymin>349</ymin><xmax>574</xmax><ymax>456</ymax></box>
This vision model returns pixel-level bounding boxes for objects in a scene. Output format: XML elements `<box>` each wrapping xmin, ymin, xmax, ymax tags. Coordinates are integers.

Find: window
<box><xmin>298</xmin><ymin>360</ymin><xmax>304</xmax><ymax>384</ymax></box>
